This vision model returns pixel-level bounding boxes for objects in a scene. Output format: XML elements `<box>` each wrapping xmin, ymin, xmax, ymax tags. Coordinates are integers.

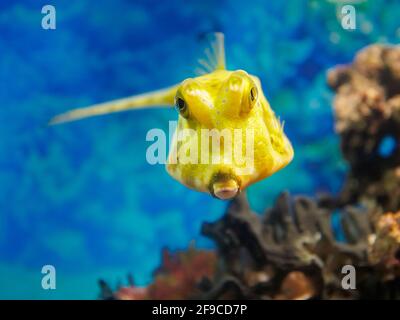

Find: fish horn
<box><xmin>49</xmin><ymin>85</ymin><xmax>178</xmax><ymax>125</ymax></box>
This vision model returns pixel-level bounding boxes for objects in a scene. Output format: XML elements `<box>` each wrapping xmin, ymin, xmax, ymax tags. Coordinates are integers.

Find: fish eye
<box><xmin>250</xmin><ymin>86</ymin><xmax>258</xmax><ymax>102</ymax></box>
<box><xmin>175</xmin><ymin>97</ymin><xmax>189</xmax><ymax>118</ymax></box>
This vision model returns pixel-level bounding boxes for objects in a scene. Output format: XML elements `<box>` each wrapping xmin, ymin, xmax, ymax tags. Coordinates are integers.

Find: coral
<box><xmin>104</xmin><ymin>192</ymin><xmax>399</xmax><ymax>300</ymax></box>
<box><xmin>199</xmin><ymin>192</ymin><xmax>397</xmax><ymax>300</ymax></box>
<box><xmin>328</xmin><ymin>45</ymin><xmax>400</xmax><ymax>212</ymax></box>
<box><xmin>369</xmin><ymin>212</ymin><xmax>400</xmax><ymax>274</ymax></box>
<box><xmin>99</xmin><ymin>247</ymin><xmax>217</xmax><ymax>300</ymax></box>
<box><xmin>274</xmin><ymin>271</ymin><xmax>316</xmax><ymax>300</ymax></box>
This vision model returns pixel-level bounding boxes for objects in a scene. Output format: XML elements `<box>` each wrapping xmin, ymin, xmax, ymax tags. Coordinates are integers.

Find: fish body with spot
<box><xmin>50</xmin><ymin>34</ymin><xmax>294</xmax><ymax>199</ymax></box>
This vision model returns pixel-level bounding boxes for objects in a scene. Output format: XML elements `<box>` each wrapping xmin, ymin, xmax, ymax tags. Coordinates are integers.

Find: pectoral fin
<box><xmin>49</xmin><ymin>85</ymin><xmax>178</xmax><ymax>125</ymax></box>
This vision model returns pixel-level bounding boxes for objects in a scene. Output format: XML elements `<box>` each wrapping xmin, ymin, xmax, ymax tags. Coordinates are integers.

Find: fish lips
<box><xmin>209</xmin><ymin>172</ymin><xmax>241</xmax><ymax>200</ymax></box>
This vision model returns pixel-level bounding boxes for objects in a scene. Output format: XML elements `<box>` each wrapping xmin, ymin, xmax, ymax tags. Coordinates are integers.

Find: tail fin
<box><xmin>49</xmin><ymin>85</ymin><xmax>178</xmax><ymax>125</ymax></box>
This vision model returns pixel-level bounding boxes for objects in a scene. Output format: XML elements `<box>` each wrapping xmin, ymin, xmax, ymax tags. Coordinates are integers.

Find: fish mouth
<box><xmin>209</xmin><ymin>172</ymin><xmax>240</xmax><ymax>200</ymax></box>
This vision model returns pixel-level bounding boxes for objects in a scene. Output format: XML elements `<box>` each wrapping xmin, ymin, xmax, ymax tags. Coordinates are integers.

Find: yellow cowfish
<box><xmin>50</xmin><ymin>33</ymin><xmax>294</xmax><ymax>200</ymax></box>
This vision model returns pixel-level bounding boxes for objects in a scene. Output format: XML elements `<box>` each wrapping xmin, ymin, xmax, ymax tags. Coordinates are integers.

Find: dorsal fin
<box><xmin>49</xmin><ymin>85</ymin><xmax>178</xmax><ymax>125</ymax></box>
<box><xmin>213</xmin><ymin>32</ymin><xmax>226</xmax><ymax>70</ymax></box>
<box><xmin>195</xmin><ymin>32</ymin><xmax>226</xmax><ymax>75</ymax></box>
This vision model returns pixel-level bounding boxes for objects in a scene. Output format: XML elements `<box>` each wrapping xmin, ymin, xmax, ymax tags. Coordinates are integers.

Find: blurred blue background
<box><xmin>0</xmin><ymin>0</ymin><xmax>399</xmax><ymax>299</ymax></box>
